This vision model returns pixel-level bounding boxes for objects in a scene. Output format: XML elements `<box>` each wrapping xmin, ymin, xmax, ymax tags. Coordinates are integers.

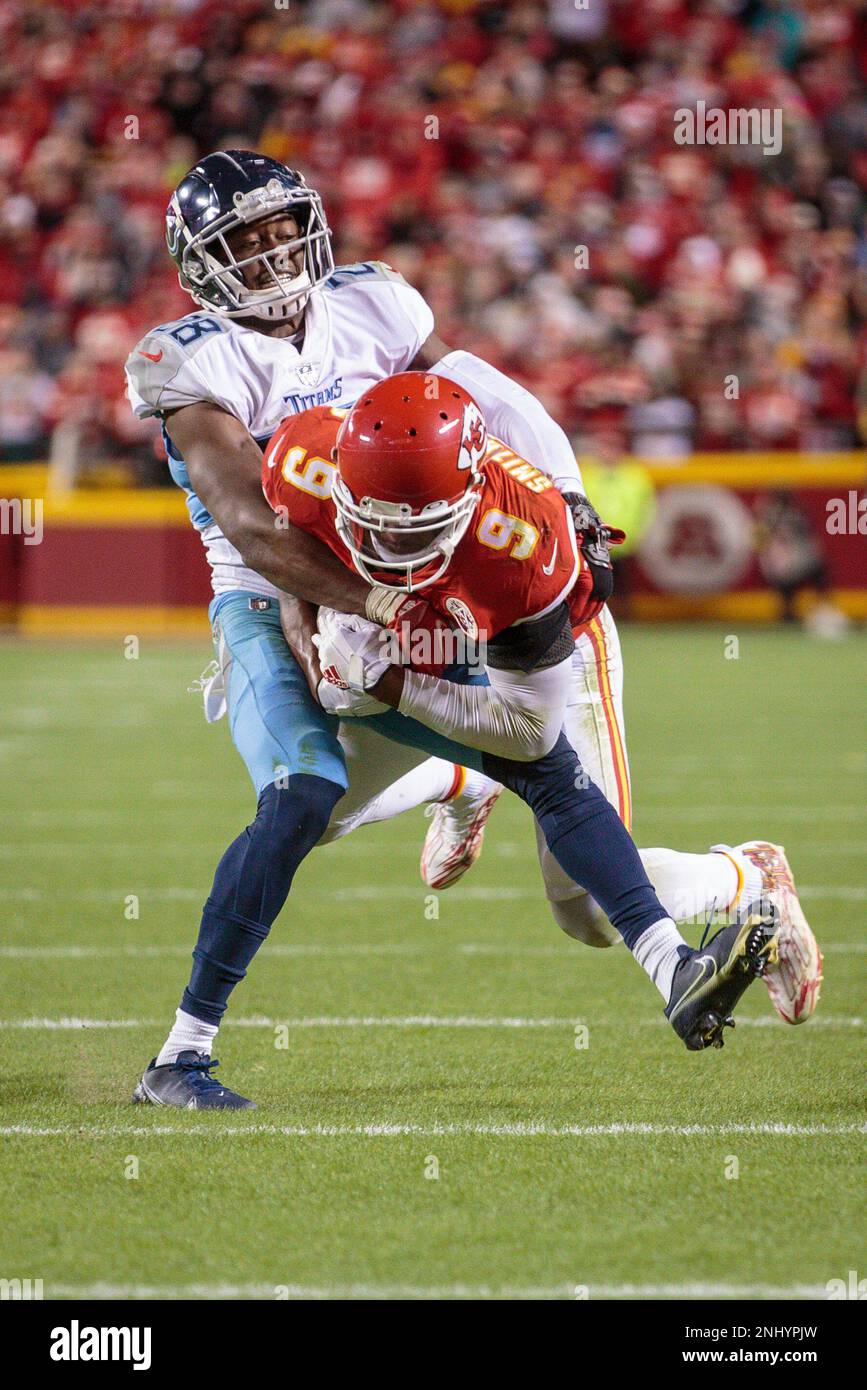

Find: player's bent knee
<box><xmin>549</xmin><ymin>895</ymin><xmax>621</xmax><ymax>948</ymax></box>
<box><xmin>257</xmin><ymin>774</ymin><xmax>344</xmax><ymax>854</ymax></box>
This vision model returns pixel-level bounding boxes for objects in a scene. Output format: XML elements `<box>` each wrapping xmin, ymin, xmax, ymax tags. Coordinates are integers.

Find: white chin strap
<box><xmin>193</xmin><ymin>266</ymin><xmax>313</xmax><ymax>321</ymax></box>
<box><xmin>235</xmin><ymin>269</ymin><xmax>312</xmax><ymax>321</ymax></box>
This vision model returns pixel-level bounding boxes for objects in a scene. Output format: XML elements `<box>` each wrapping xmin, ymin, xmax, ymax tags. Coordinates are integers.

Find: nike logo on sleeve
<box><xmin>139</xmin><ymin>349</ymin><xmax>163</xmax><ymax>362</ymax></box>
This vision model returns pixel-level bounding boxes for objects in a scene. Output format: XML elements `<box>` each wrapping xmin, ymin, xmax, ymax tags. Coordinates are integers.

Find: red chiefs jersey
<box><xmin>262</xmin><ymin>405</ymin><xmax>597</xmax><ymax>642</ymax></box>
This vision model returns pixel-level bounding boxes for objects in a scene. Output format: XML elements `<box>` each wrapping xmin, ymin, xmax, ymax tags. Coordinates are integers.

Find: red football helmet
<box><xmin>333</xmin><ymin>372</ymin><xmax>488</xmax><ymax>591</ymax></box>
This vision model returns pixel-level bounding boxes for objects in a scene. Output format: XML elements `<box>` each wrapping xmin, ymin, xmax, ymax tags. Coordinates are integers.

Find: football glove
<box><xmin>313</xmin><ymin>609</ymin><xmax>391</xmax><ymax>713</ymax></box>
<box><xmin>561</xmin><ymin>494</ymin><xmax>625</xmax><ymax>605</ymax></box>
<box><xmin>317</xmin><ymin>677</ymin><xmax>388</xmax><ymax>717</ymax></box>
<box><xmin>365</xmin><ymin>586</ymin><xmax>455</xmax><ymax>677</ymax></box>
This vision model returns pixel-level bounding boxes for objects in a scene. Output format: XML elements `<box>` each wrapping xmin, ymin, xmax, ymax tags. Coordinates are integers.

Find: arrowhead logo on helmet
<box><xmin>333</xmin><ymin>373</ymin><xmax>488</xmax><ymax>593</ymax></box>
<box><xmin>458</xmin><ymin>402</ymin><xmax>487</xmax><ymax>471</ymax></box>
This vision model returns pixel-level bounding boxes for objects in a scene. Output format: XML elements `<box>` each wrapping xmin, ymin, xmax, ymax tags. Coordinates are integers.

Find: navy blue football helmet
<box><xmin>166</xmin><ymin>150</ymin><xmax>333</xmax><ymax>321</ymax></box>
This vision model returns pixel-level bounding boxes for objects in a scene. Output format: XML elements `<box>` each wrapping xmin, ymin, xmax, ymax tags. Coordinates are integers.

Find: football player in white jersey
<box><xmin>125</xmin><ymin>151</ymin><xmax>820</xmax><ymax>1109</ymax></box>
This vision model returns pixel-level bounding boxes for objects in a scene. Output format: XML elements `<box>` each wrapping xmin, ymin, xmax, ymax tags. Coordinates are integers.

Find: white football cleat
<box><xmin>712</xmin><ymin>841</ymin><xmax>823</xmax><ymax>1024</ymax></box>
<box><xmin>420</xmin><ymin>783</ymin><xmax>503</xmax><ymax>890</ymax></box>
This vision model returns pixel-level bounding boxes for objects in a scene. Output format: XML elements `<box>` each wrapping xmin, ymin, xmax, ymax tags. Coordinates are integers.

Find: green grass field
<box><xmin>1</xmin><ymin>625</ymin><xmax>864</xmax><ymax>1301</ymax></box>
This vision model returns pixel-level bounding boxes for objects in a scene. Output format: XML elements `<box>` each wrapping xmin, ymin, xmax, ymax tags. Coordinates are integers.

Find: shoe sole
<box><xmin>674</xmin><ymin>912</ymin><xmax>779</xmax><ymax>1051</ymax></box>
<box><xmin>754</xmin><ymin>842</ymin><xmax>824</xmax><ymax>1024</ymax></box>
<box><xmin>132</xmin><ymin>1077</ymin><xmax>158</xmax><ymax>1106</ymax></box>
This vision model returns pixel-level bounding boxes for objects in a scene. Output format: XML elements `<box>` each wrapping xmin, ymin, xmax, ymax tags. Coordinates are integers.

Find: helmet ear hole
<box><xmin>408</xmin><ymin>428</ymin><xmax>417</xmax><ymax>437</ymax></box>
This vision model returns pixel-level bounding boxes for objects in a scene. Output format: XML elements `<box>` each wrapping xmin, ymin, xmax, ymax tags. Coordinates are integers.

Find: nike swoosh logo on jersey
<box><xmin>139</xmin><ymin>349</ymin><xmax>163</xmax><ymax>362</ymax></box>
<box><xmin>541</xmin><ymin>540</ymin><xmax>559</xmax><ymax>575</ymax></box>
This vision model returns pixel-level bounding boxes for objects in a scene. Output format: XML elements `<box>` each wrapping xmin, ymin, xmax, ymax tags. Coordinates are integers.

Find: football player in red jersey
<box><xmin>265</xmin><ymin>387</ymin><xmax>599</xmax><ymax>665</ymax></box>
<box><xmin>262</xmin><ymin>374</ymin><xmax>793</xmax><ymax>1052</ymax></box>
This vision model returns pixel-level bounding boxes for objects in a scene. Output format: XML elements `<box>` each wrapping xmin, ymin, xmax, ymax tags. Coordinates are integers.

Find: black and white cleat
<box><xmin>664</xmin><ymin>904</ymin><xmax>780</xmax><ymax>1051</ymax></box>
<box><xmin>133</xmin><ymin>1051</ymin><xmax>256</xmax><ymax>1110</ymax></box>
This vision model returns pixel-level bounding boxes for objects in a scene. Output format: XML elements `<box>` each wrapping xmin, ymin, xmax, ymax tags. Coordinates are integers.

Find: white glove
<box><xmin>316</xmin><ymin>677</ymin><xmax>388</xmax><ymax>717</ymax></box>
<box><xmin>313</xmin><ymin>609</ymin><xmax>391</xmax><ymax>715</ymax></box>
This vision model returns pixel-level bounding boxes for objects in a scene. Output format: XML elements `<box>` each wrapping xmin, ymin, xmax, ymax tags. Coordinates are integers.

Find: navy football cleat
<box><xmin>665</xmin><ymin>903</ymin><xmax>780</xmax><ymax>1051</ymax></box>
<box><xmin>132</xmin><ymin>1051</ymin><xmax>255</xmax><ymax>1110</ymax></box>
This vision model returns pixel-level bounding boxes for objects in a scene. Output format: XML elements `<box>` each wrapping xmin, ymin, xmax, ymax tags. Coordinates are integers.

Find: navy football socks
<box><xmin>483</xmin><ymin>732</ymin><xmax>668</xmax><ymax>950</ymax></box>
<box><xmin>181</xmin><ymin>775</ymin><xmax>343</xmax><ymax>1025</ymax></box>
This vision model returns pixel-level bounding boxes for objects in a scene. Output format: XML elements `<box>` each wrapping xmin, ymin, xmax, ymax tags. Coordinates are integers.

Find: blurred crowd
<box><xmin>0</xmin><ymin>0</ymin><xmax>865</xmax><ymax>482</ymax></box>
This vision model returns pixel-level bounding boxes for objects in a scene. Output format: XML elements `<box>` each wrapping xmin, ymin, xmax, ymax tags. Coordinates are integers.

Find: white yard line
<box><xmin>0</xmin><ymin>940</ymin><xmax>864</xmax><ymax>959</ymax></box>
<box><xmin>0</xmin><ymin>943</ymin><xmax>429</xmax><ymax>959</ymax></box>
<box><xmin>0</xmin><ymin>1014</ymin><xmax>862</xmax><ymax>1031</ymax></box>
<box><xmin>45</xmin><ymin>1279</ymin><xmax>831</xmax><ymax>1301</ymax></box>
<box><xmin>0</xmin><ymin>1015</ymin><xmax>579</xmax><ymax>1030</ymax></box>
<box><xmin>1</xmin><ymin>882</ymin><xmax>865</xmax><ymax>902</ymax></box>
<box><xmin>2</xmin><ymin>1122</ymin><xmax>863</xmax><ymax>1139</ymax></box>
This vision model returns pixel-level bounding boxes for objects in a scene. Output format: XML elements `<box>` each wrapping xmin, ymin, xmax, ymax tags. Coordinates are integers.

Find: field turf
<box><xmin>1</xmin><ymin>625</ymin><xmax>864</xmax><ymax>1301</ymax></box>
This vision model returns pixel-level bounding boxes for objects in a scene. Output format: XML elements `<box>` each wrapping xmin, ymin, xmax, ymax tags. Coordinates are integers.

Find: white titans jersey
<box><xmin>124</xmin><ymin>262</ymin><xmax>434</xmax><ymax>599</ymax></box>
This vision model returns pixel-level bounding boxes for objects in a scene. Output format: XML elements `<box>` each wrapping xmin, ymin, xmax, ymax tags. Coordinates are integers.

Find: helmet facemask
<box><xmin>172</xmin><ymin>179</ymin><xmax>334</xmax><ymax>321</ymax></box>
<box><xmin>333</xmin><ymin>477</ymin><xmax>482</xmax><ymax>592</ymax></box>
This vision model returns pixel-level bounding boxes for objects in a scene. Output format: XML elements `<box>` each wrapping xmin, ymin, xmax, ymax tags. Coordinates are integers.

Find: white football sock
<box><xmin>349</xmin><ymin>758</ymin><xmax>459</xmax><ymax>829</ymax></box>
<box><xmin>344</xmin><ymin>760</ymin><xmax>499</xmax><ymax>833</ymax></box>
<box><xmin>156</xmin><ymin>1008</ymin><xmax>218</xmax><ymax>1067</ymax></box>
<box><xmin>547</xmin><ymin>845</ymin><xmax>768</xmax><ymax>947</ymax></box>
<box><xmin>638</xmin><ymin>848</ymin><xmax>743</xmax><ymax>925</ymax></box>
<box><xmin>710</xmin><ymin>846</ymin><xmax>765</xmax><ymax>918</ymax></box>
<box><xmin>631</xmin><ymin>917</ymin><xmax>688</xmax><ymax>1000</ymax></box>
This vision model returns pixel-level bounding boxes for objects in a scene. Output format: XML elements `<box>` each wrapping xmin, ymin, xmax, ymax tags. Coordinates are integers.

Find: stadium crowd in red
<box><xmin>0</xmin><ymin>0</ymin><xmax>865</xmax><ymax>480</ymax></box>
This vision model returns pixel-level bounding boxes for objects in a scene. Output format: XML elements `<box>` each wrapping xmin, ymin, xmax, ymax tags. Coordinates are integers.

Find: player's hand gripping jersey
<box><xmin>262</xmin><ymin>404</ymin><xmax>601</xmax><ymax>666</ymax></box>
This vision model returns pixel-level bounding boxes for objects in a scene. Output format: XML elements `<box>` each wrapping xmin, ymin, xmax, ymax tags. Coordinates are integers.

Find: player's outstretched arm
<box><xmin>166</xmin><ymin>401</ymin><xmax>371</xmax><ymax>614</ymax></box>
<box><xmin>412</xmin><ymin>334</ymin><xmax>618</xmax><ymax>602</ymax></box>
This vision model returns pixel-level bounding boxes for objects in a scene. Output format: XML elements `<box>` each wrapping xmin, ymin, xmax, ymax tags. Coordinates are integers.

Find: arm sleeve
<box><xmin>396</xmin><ymin>657</ymin><xmax>571</xmax><ymax>762</ymax></box>
<box><xmin>429</xmin><ymin>349</ymin><xmax>584</xmax><ymax>493</ymax></box>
